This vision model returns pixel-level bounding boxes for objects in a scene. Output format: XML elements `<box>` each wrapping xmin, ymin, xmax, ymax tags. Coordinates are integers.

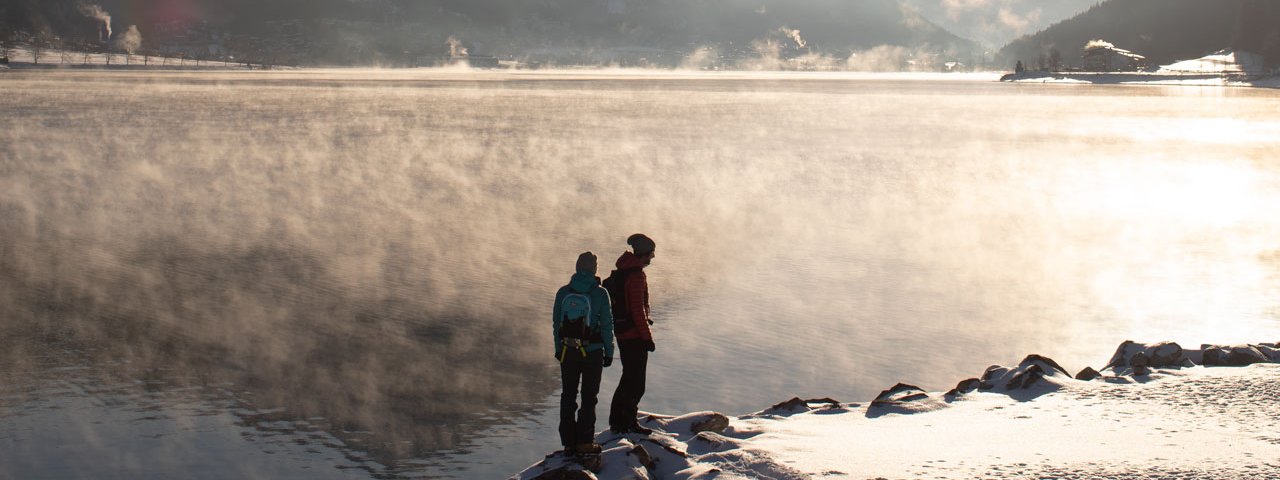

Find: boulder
<box><xmin>531</xmin><ymin>466</ymin><xmax>597</xmax><ymax>480</ymax></box>
<box><xmin>946</xmin><ymin>378</ymin><xmax>982</xmax><ymax>396</ymax></box>
<box><xmin>871</xmin><ymin>383</ymin><xmax>930</xmax><ymax>407</ymax></box>
<box><xmin>661</xmin><ymin>411</ymin><xmax>731</xmax><ymax>434</ymax></box>
<box><xmin>688</xmin><ymin>431</ymin><xmax>738</xmax><ymax>453</ymax></box>
<box><xmin>980</xmin><ymin>355</ymin><xmax>1070</xmax><ymax>391</ymax></box>
<box><xmin>1255</xmin><ymin>344</ymin><xmax>1280</xmax><ymax>362</ymax></box>
<box><xmin>628</xmin><ymin>444</ymin><xmax>656</xmax><ymax>471</ymax></box>
<box><xmin>690</xmin><ymin>413</ymin><xmax>730</xmax><ymax>434</ymax></box>
<box><xmin>1075</xmin><ymin>367</ymin><xmax>1101</xmax><ymax>381</ymax></box>
<box><xmin>1202</xmin><ymin>344</ymin><xmax>1270</xmax><ymax>366</ymax></box>
<box><xmin>766</xmin><ymin>397</ymin><xmax>809</xmax><ymax>413</ymax></box>
<box><xmin>1105</xmin><ymin>341</ymin><xmax>1186</xmax><ymax>371</ymax></box>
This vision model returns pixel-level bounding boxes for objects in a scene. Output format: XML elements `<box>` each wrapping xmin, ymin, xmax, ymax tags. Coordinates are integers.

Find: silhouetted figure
<box><xmin>554</xmin><ymin>252</ymin><xmax>615</xmax><ymax>455</ymax></box>
<box><xmin>1015</xmin><ymin>60</ymin><xmax>1025</xmax><ymax>74</ymax></box>
<box><xmin>607</xmin><ymin>234</ymin><xmax>657</xmax><ymax>435</ymax></box>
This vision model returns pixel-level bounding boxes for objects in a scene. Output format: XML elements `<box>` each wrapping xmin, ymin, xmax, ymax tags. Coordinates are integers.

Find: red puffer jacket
<box><xmin>613</xmin><ymin>251</ymin><xmax>651</xmax><ymax>342</ymax></box>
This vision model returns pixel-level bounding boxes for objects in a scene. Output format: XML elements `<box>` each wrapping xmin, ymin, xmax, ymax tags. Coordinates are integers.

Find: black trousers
<box><xmin>609</xmin><ymin>339</ymin><xmax>649</xmax><ymax>430</ymax></box>
<box><xmin>559</xmin><ymin>348</ymin><xmax>603</xmax><ymax>448</ymax></box>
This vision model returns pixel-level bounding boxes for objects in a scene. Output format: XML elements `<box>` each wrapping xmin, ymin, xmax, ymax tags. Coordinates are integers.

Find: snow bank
<box><xmin>1158</xmin><ymin>49</ymin><xmax>1267</xmax><ymax>76</ymax></box>
<box><xmin>513</xmin><ymin>340</ymin><xmax>1280</xmax><ymax>479</ymax></box>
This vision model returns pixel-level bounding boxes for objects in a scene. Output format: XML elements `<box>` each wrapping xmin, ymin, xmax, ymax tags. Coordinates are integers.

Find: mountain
<box><xmin>999</xmin><ymin>0</ymin><xmax>1280</xmax><ymax>70</ymax></box>
<box><xmin>0</xmin><ymin>0</ymin><xmax>978</xmax><ymax>67</ymax></box>
<box><xmin>898</xmin><ymin>0</ymin><xmax>1098</xmax><ymax>49</ymax></box>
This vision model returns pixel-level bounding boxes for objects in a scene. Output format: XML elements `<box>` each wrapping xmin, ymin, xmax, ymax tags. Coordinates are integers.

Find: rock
<box><xmin>690</xmin><ymin>413</ymin><xmax>730</xmax><ymax>434</ymax></box>
<box><xmin>689</xmin><ymin>431</ymin><xmax>738</xmax><ymax>452</ymax></box>
<box><xmin>1105</xmin><ymin>341</ymin><xmax>1186</xmax><ymax>371</ymax></box>
<box><xmin>1202</xmin><ymin>345</ymin><xmax>1270</xmax><ymax>366</ymax></box>
<box><xmin>768</xmin><ymin>397</ymin><xmax>809</xmax><ymax>413</ymax></box>
<box><xmin>531</xmin><ymin>466</ymin><xmax>596</xmax><ymax>480</ymax></box>
<box><xmin>1148</xmin><ymin>342</ymin><xmax>1185</xmax><ymax>366</ymax></box>
<box><xmin>628</xmin><ymin>444</ymin><xmax>656</xmax><ymax>471</ymax></box>
<box><xmin>1129</xmin><ymin>352</ymin><xmax>1149</xmax><ymax>368</ymax></box>
<box><xmin>1005</xmin><ymin>364</ymin><xmax>1046</xmax><ymax>389</ymax></box>
<box><xmin>1133</xmin><ymin>365</ymin><xmax>1151</xmax><ymax>376</ymax></box>
<box><xmin>664</xmin><ymin>411</ymin><xmax>731</xmax><ymax>433</ymax></box>
<box><xmin>979</xmin><ymin>366</ymin><xmax>1009</xmax><ymax>388</ymax></box>
<box><xmin>976</xmin><ymin>355</ymin><xmax>1070</xmax><ymax>392</ymax></box>
<box><xmin>1022</xmin><ymin>354</ymin><xmax>1070</xmax><ymax>376</ymax></box>
<box><xmin>1255</xmin><ymin>344</ymin><xmax>1280</xmax><ymax>362</ymax></box>
<box><xmin>1075</xmin><ymin>367</ymin><xmax>1101</xmax><ymax>381</ymax></box>
<box><xmin>946</xmin><ymin>378</ymin><xmax>982</xmax><ymax>396</ymax></box>
<box><xmin>871</xmin><ymin>383</ymin><xmax>929</xmax><ymax>407</ymax></box>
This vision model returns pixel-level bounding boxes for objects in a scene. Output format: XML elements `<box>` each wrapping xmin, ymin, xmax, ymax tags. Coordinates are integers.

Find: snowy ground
<box><xmin>1001</xmin><ymin>49</ymin><xmax>1279</xmax><ymax>89</ymax></box>
<box><xmin>515</xmin><ymin>342</ymin><xmax>1280</xmax><ymax>479</ymax></box>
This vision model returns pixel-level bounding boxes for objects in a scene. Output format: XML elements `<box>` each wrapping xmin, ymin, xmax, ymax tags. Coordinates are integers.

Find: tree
<box><xmin>29</xmin><ymin>32</ymin><xmax>46</xmax><ymax>65</ymax></box>
<box><xmin>1049</xmin><ymin>48</ymin><xmax>1062</xmax><ymax>71</ymax></box>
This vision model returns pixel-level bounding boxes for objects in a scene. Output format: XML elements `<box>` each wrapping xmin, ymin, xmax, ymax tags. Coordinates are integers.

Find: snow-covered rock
<box><xmin>1201</xmin><ymin>344</ymin><xmax>1271</xmax><ymax>366</ymax></box>
<box><xmin>978</xmin><ymin>354</ymin><xmax>1071</xmax><ymax>393</ymax></box>
<box><xmin>743</xmin><ymin>397</ymin><xmax>842</xmax><ymax>418</ymax></box>
<box><xmin>515</xmin><ymin>341</ymin><xmax>1280</xmax><ymax>479</ymax></box>
<box><xmin>1103</xmin><ymin>340</ymin><xmax>1190</xmax><ymax>377</ymax></box>
<box><xmin>868</xmin><ymin>383</ymin><xmax>947</xmax><ymax>416</ymax></box>
<box><xmin>1074</xmin><ymin>366</ymin><xmax>1101</xmax><ymax>381</ymax></box>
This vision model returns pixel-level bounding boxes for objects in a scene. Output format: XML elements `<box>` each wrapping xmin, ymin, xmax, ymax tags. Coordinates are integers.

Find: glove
<box><xmin>602</xmin><ymin>356</ymin><xmax>613</xmax><ymax>368</ymax></box>
<box><xmin>645</xmin><ymin>340</ymin><xmax>655</xmax><ymax>352</ymax></box>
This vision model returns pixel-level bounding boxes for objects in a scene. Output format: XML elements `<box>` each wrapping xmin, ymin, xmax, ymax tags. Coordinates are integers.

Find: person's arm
<box><xmin>552</xmin><ymin>289</ymin><xmax>564</xmax><ymax>358</ymax></box>
<box><xmin>597</xmin><ymin>287</ymin><xmax>615</xmax><ymax>361</ymax></box>
<box><xmin>626</xmin><ymin>271</ymin><xmax>652</xmax><ymax>341</ymax></box>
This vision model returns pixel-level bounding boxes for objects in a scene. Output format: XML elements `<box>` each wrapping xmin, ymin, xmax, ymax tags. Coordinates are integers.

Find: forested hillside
<box><xmin>1000</xmin><ymin>0</ymin><xmax>1280</xmax><ymax>69</ymax></box>
<box><xmin>0</xmin><ymin>0</ymin><xmax>977</xmax><ymax>67</ymax></box>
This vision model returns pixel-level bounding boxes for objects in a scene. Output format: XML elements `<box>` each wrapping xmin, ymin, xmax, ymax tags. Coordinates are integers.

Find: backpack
<box><xmin>602</xmin><ymin>268</ymin><xmax>637</xmax><ymax>335</ymax></box>
<box><xmin>559</xmin><ymin>291</ymin><xmax>593</xmax><ymax>342</ymax></box>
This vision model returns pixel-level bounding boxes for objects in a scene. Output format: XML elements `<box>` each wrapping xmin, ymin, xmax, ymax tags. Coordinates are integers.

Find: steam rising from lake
<box><xmin>2</xmin><ymin>69</ymin><xmax>1279</xmax><ymax>477</ymax></box>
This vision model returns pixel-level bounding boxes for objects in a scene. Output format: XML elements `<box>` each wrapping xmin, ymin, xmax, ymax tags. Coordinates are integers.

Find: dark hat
<box><xmin>575</xmin><ymin>251</ymin><xmax>598</xmax><ymax>274</ymax></box>
<box><xmin>627</xmin><ymin>233</ymin><xmax>655</xmax><ymax>255</ymax></box>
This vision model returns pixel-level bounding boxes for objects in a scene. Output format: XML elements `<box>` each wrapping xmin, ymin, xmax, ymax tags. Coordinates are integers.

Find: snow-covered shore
<box><xmin>1000</xmin><ymin>50</ymin><xmax>1280</xmax><ymax>89</ymax></box>
<box><xmin>514</xmin><ymin>341</ymin><xmax>1280</xmax><ymax>479</ymax></box>
<box><xmin>999</xmin><ymin>71</ymin><xmax>1280</xmax><ymax>89</ymax></box>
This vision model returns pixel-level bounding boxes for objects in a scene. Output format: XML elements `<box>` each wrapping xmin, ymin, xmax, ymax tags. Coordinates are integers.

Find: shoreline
<box><xmin>1000</xmin><ymin>70</ymin><xmax>1280</xmax><ymax>88</ymax></box>
<box><xmin>515</xmin><ymin>340</ymin><xmax>1280</xmax><ymax>479</ymax></box>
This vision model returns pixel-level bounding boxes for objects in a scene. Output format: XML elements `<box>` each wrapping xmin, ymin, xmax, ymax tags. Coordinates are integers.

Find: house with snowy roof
<box><xmin>1082</xmin><ymin>40</ymin><xmax>1147</xmax><ymax>72</ymax></box>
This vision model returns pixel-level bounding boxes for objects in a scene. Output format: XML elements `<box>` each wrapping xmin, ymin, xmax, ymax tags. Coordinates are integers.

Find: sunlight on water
<box><xmin>1</xmin><ymin>69</ymin><xmax>1279</xmax><ymax>478</ymax></box>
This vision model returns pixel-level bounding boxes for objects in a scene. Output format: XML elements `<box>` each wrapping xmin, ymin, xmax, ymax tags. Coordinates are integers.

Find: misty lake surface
<box><xmin>2</xmin><ymin>69</ymin><xmax>1280</xmax><ymax>478</ymax></box>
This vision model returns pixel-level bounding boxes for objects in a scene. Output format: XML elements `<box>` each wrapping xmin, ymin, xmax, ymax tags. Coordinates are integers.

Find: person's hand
<box><xmin>555</xmin><ymin>350</ymin><xmax>563</xmax><ymax>362</ymax></box>
<box><xmin>645</xmin><ymin>340</ymin><xmax>655</xmax><ymax>352</ymax></box>
<box><xmin>602</xmin><ymin>356</ymin><xmax>613</xmax><ymax>368</ymax></box>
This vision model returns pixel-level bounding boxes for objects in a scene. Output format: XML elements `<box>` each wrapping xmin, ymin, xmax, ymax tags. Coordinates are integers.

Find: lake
<box><xmin>1</xmin><ymin>69</ymin><xmax>1278</xmax><ymax>478</ymax></box>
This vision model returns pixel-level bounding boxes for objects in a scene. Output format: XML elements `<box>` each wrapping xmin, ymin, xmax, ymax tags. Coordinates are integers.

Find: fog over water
<box><xmin>2</xmin><ymin>69</ymin><xmax>1280</xmax><ymax>478</ymax></box>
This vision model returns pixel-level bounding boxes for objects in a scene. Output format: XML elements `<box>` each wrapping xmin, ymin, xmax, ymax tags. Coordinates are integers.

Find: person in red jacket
<box><xmin>607</xmin><ymin>233</ymin><xmax>657</xmax><ymax>435</ymax></box>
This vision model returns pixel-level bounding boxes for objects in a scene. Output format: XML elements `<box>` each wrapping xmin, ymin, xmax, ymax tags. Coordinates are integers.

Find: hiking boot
<box><xmin>574</xmin><ymin>442</ymin><xmax>603</xmax><ymax>455</ymax></box>
<box><xmin>628</xmin><ymin>423</ymin><xmax>653</xmax><ymax>435</ymax></box>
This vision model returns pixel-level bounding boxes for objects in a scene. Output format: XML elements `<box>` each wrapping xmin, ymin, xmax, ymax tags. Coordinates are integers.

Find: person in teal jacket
<box><xmin>552</xmin><ymin>251</ymin><xmax>615</xmax><ymax>456</ymax></box>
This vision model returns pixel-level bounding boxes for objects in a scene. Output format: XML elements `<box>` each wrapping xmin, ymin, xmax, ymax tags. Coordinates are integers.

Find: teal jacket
<box><xmin>553</xmin><ymin>272</ymin><xmax>615</xmax><ymax>359</ymax></box>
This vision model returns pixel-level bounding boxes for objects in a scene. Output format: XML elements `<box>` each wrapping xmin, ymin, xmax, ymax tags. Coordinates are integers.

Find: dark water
<box><xmin>2</xmin><ymin>70</ymin><xmax>1279</xmax><ymax>478</ymax></box>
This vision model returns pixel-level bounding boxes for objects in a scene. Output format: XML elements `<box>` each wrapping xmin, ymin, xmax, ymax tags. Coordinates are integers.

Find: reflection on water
<box><xmin>1</xmin><ymin>70</ymin><xmax>1279</xmax><ymax>478</ymax></box>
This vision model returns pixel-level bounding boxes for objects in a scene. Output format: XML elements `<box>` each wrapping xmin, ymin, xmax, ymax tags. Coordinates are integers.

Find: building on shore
<box><xmin>1082</xmin><ymin>41</ymin><xmax>1147</xmax><ymax>72</ymax></box>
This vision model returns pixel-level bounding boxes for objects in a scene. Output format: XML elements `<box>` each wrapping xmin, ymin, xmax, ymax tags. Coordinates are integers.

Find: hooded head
<box><xmin>627</xmin><ymin>233</ymin><xmax>655</xmax><ymax>256</ymax></box>
<box><xmin>575</xmin><ymin>251</ymin><xmax>598</xmax><ymax>275</ymax></box>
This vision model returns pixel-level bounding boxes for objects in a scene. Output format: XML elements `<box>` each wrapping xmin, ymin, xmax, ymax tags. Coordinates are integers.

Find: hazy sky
<box><xmin>899</xmin><ymin>0</ymin><xmax>1099</xmax><ymax>47</ymax></box>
